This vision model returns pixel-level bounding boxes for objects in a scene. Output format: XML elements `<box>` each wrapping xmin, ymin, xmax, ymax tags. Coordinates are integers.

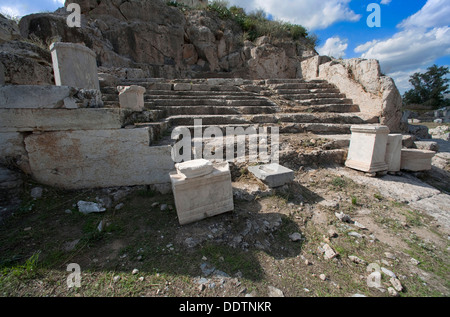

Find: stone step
<box><xmin>290</xmin><ymin>98</ymin><xmax>354</xmax><ymax>106</ymax></box>
<box><xmin>265</xmin><ymin>79</ymin><xmax>327</xmax><ymax>84</ymax></box>
<box><xmin>169</xmin><ymin>122</ymin><xmax>354</xmax><ymax>136</ymax></box>
<box><xmin>153</xmin><ymin>105</ymin><xmax>279</xmax><ymax>116</ymax></box>
<box><xmin>273</xmin><ymin>88</ymin><xmax>341</xmax><ymax>95</ymax></box>
<box><xmin>281</xmin><ymin>92</ymin><xmax>347</xmax><ymax>100</ymax></box>
<box><xmin>167</xmin><ymin>113</ymin><xmax>375</xmax><ymax>126</ymax></box>
<box><xmin>145</xmin><ymin>98</ymin><xmax>277</xmax><ymax>107</ymax></box>
<box><xmin>269</xmin><ymin>83</ymin><xmax>335</xmax><ymax>90</ymax></box>
<box><xmin>281</xmin><ymin>103</ymin><xmax>360</xmax><ymax>113</ymax></box>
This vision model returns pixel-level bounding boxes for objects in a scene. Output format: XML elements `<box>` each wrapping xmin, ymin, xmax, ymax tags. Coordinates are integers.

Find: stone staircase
<box><xmin>100</xmin><ymin>78</ymin><xmax>380</xmax><ymax>166</ymax></box>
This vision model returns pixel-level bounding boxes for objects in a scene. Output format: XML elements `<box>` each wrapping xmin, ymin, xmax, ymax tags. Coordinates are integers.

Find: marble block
<box><xmin>248</xmin><ymin>163</ymin><xmax>294</xmax><ymax>188</ymax></box>
<box><xmin>385</xmin><ymin>134</ymin><xmax>402</xmax><ymax>172</ymax></box>
<box><xmin>175</xmin><ymin>159</ymin><xmax>213</xmax><ymax>178</ymax></box>
<box><xmin>170</xmin><ymin>161</ymin><xmax>234</xmax><ymax>225</ymax></box>
<box><xmin>400</xmin><ymin>149</ymin><xmax>435</xmax><ymax>171</ymax></box>
<box><xmin>117</xmin><ymin>85</ymin><xmax>146</xmax><ymax>111</ymax></box>
<box><xmin>345</xmin><ymin>125</ymin><xmax>390</xmax><ymax>173</ymax></box>
<box><xmin>50</xmin><ymin>42</ymin><xmax>100</xmax><ymax>90</ymax></box>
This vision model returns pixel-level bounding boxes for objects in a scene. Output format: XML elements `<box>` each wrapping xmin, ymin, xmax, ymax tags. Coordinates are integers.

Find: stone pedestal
<box><xmin>385</xmin><ymin>134</ymin><xmax>402</xmax><ymax>172</ymax></box>
<box><xmin>117</xmin><ymin>85</ymin><xmax>146</xmax><ymax>111</ymax></box>
<box><xmin>170</xmin><ymin>160</ymin><xmax>234</xmax><ymax>225</ymax></box>
<box><xmin>345</xmin><ymin>125</ymin><xmax>390</xmax><ymax>173</ymax></box>
<box><xmin>248</xmin><ymin>163</ymin><xmax>294</xmax><ymax>188</ymax></box>
<box><xmin>400</xmin><ymin>149</ymin><xmax>435</xmax><ymax>171</ymax></box>
<box><xmin>50</xmin><ymin>42</ymin><xmax>100</xmax><ymax>90</ymax></box>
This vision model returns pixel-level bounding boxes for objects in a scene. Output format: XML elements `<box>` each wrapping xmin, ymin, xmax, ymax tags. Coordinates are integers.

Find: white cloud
<box><xmin>318</xmin><ymin>36</ymin><xmax>348</xmax><ymax>58</ymax></box>
<box><xmin>226</xmin><ymin>0</ymin><xmax>361</xmax><ymax>30</ymax></box>
<box><xmin>356</xmin><ymin>27</ymin><xmax>450</xmax><ymax>73</ymax></box>
<box><xmin>398</xmin><ymin>0</ymin><xmax>450</xmax><ymax>29</ymax></box>
<box><xmin>354</xmin><ymin>0</ymin><xmax>450</xmax><ymax>83</ymax></box>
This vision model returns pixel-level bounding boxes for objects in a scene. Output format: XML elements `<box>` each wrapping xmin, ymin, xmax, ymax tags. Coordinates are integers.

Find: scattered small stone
<box><xmin>289</xmin><ymin>232</ymin><xmax>302</xmax><ymax>242</ymax></box>
<box><xmin>24</xmin><ymin>227</ymin><xmax>32</xmax><ymax>231</ymax></box>
<box><xmin>138</xmin><ymin>276</ymin><xmax>144</xmax><ymax>282</ymax></box>
<box><xmin>151</xmin><ymin>202</ymin><xmax>160</xmax><ymax>208</ymax></box>
<box><xmin>115</xmin><ymin>203</ymin><xmax>124</xmax><ymax>210</ymax></box>
<box><xmin>335</xmin><ymin>212</ymin><xmax>352</xmax><ymax>223</ymax></box>
<box><xmin>351</xmin><ymin>293</ymin><xmax>366</xmax><ymax>297</ymax></box>
<box><xmin>388</xmin><ymin>287</ymin><xmax>399</xmax><ymax>297</ymax></box>
<box><xmin>268</xmin><ymin>286</ymin><xmax>284</xmax><ymax>297</ymax></box>
<box><xmin>64</xmin><ymin>209</ymin><xmax>72</xmax><ymax>214</ymax></box>
<box><xmin>348</xmin><ymin>231</ymin><xmax>363</xmax><ymax>239</ymax></box>
<box><xmin>303</xmin><ymin>288</ymin><xmax>310</xmax><ymax>292</ymax></box>
<box><xmin>113</xmin><ymin>276</ymin><xmax>121</xmax><ymax>282</ymax></box>
<box><xmin>390</xmin><ymin>277</ymin><xmax>403</xmax><ymax>292</ymax></box>
<box><xmin>327</xmin><ymin>228</ymin><xmax>338</xmax><ymax>238</ymax></box>
<box><xmin>30</xmin><ymin>187</ymin><xmax>43</xmax><ymax>199</ymax></box>
<box><xmin>384</xmin><ymin>252</ymin><xmax>396</xmax><ymax>260</ymax></box>
<box><xmin>348</xmin><ymin>255</ymin><xmax>367</xmax><ymax>265</ymax></box>
<box><xmin>320</xmin><ymin>243</ymin><xmax>338</xmax><ymax>260</ymax></box>
<box><xmin>410</xmin><ymin>258</ymin><xmax>420</xmax><ymax>265</ymax></box>
<box><xmin>77</xmin><ymin>201</ymin><xmax>106</xmax><ymax>214</ymax></box>
<box><xmin>160</xmin><ymin>204</ymin><xmax>168</xmax><ymax>211</ymax></box>
<box><xmin>381</xmin><ymin>267</ymin><xmax>397</xmax><ymax>278</ymax></box>
<box><xmin>319</xmin><ymin>274</ymin><xmax>327</xmax><ymax>281</ymax></box>
<box><xmin>304</xmin><ymin>259</ymin><xmax>311</xmax><ymax>266</ymax></box>
<box><xmin>132</xmin><ymin>268</ymin><xmax>139</xmax><ymax>275</ymax></box>
<box><xmin>97</xmin><ymin>221</ymin><xmax>104</xmax><ymax>232</ymax></box>
<box><xmin>354</xmin><ymin>221</ymin><xmax>367</xmax><ymax>230</ymax></box>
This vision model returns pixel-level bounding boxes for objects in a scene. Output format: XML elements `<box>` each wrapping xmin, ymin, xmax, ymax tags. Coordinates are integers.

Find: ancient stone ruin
<box><xmin>0</xmin><ymin>0</ymin><xmax>446</xmax><ymax>225</ymax></box>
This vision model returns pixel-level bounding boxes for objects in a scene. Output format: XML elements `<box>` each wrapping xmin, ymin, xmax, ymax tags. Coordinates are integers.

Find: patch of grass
<box><xmin>331</xmin><ymin>176</ymin><xmax>346</xmax><ymax>189</ymax></box>
<box><xmin>205</xmin><ymin>1</ymin><xmax>317</xmax><ymax>46</ymax></box>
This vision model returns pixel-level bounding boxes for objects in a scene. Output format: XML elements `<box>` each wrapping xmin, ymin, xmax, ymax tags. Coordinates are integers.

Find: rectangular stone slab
<box><xmin>385</xmin><ymin>134</ymin><xmax>402</xmax><ymax>172</ymax></box>
<box><xmin>248</xmin><ymin>163</ymin><xmax>294</xmax><ymax>188</ymax></box>
<box><xmin>170</xmin><ymin>162</ymin><xmax>234</xmax><ymax>225</ymax></box>
<box><xmin>0</xmin><ymin>108</ymin><xmax>124</xmax><ymax>132</ymax></box>
<box><xmin>24</xmin><ymin>128</ymin><xmax>175</xmax><ymax>189</ymax></box>
<box><xmin>401</xmin><ymin>149</ymin><xmax>435</xmax><ymax>171</ymax></box>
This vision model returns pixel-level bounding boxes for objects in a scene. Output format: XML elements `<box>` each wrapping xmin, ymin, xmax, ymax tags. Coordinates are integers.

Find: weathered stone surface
<box><xmin>25</xmin><ymin>128</ymin><xmax>175</xmax><ymax>189</ymax></box>
<box><xmin>0</xmin><ymin>108</ymin><xmax>124</xmax><ymax>132</ymax></box>
<box><xmin>385</xmin><ymin>134</ymin><xmax>402</xmax><ymax>172</ymax></box>
<box><xmin>175</xmin><ymin>159</ymin><xmax>214</xmax><ymax>178</ymax></box>
<box><xmin>0</xmin><ymin>14</ymin><xmax>21</xmax><ymax>43</ymax></box>
<box><xmin>170</xmin><ymin>161</ymin><xmax>234</xmax><ymax>225</ymax></box>
<box><xmin>0</xmin><ymin>61</ymin><xmax>4</xmax><ymax>85</ymax></box>
<box><xmin>0</xmin><ymin>132</ymin><xmax>27</xmax><ymax>159</ymax></box>
<box><xmin>117</xmin><ymin>85</ymin><xmax>146</xmax><ymax>111</ymax></box>
<box><xmin>301</xmin><ymin>55</ymin><xmax>331</xmax><ymax>80</ymax></box>
<box><xmin>345</xmin><ymin>125</ymin><xmax>390</xmax><ymax>173</ymax></box>
<box><xmin>248</xmin><ymin>163</ymin><xmax>294</xmax><ymax>188</ymax></box>
<box><xmin>401</xmin><ymin>149</ymin><xmax>435</xmax><ymax>171</ymax></box>
<box><xmin>0</xmin><ymin>85</ymin><xmax>78</xmax><ymax>109</ymax></box>
<box><xmin>311</xmin><ymin>58</ymin><xmax>402</xmax><ymax>133</ymax></box>
<box><xmin>50</xmin><ymin>42</ymin><xmax>100</xmax><ymax>90</ymax></box>
<box><xmin>0</xmin><ymin>41</ymin><xmax>53</xmax><ymax>85</ymax></box>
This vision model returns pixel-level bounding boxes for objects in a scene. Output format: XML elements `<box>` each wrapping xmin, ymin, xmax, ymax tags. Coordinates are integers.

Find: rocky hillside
<box><xmin>5</xmin><ymin>0</ymin><xmax>317</xmax><ymax>84</ymax></box>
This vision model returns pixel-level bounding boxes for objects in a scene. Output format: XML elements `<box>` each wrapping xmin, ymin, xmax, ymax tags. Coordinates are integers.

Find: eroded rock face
<box><xmin>17</xmin><ymin>0</ymin><xmax>315</xmax><ymax>79</ymax></box>
<box><xmin>302</xmin><ymin>57</ymin><xmax>403</xmax><ymax>133</ymax></box>
<box><xmin>0</xmin><ymin>14</ymin><xmax>21</xmax><ymax>43</ymax></box>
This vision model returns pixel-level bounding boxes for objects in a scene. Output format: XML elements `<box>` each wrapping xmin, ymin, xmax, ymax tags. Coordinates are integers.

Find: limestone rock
<box><xmin>0</xmin><ymin>14</ymin><xmax>21</xmax><ymax>43</ymax></box>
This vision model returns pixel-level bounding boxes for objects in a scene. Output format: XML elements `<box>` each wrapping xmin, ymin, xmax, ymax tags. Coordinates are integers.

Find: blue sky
<box><xmin>1</xmin><ymin>0</ymin><xmax>449</xmax><ymax>94</ymax></box>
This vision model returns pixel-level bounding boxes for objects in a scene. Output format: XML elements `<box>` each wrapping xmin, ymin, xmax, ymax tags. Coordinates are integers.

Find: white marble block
<box><xmin>400</xmin><ymin>149</ymin><xmax>435</xmax><ymax>171</ymax></box>
<box><xmin>170</xmin><ymin>161</ymin><xmax>234</xmax><ymax>225</ymax></box>
<box><xmin>385</xmin><ymin>134</ymin><xmax>402</xmax><ymax>172</ymax></box>
<box><xmin>345</xmin><ymin>125</ymin><xmax>390</xmax><ymax>173</ymax></box>
<box><xmin>50</xmin><ymin>42</ymin><xmax>100</xmax><ymax>90</ymax></box>
<box><xmin>248</xmin><ymin>163</ymin><xmax>294</xmax><ymax>188</ymax></box>
<box><xmin>117</xmin><ymin>85</ymin><xmax>146</xmax><ymax>111</ymax></box>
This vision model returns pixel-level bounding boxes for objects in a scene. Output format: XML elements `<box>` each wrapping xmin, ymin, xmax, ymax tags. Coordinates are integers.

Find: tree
<box><xmin>403</xmin><ymin>65</ymin><xmax>450</xmax><ymax>109</ymax></box>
